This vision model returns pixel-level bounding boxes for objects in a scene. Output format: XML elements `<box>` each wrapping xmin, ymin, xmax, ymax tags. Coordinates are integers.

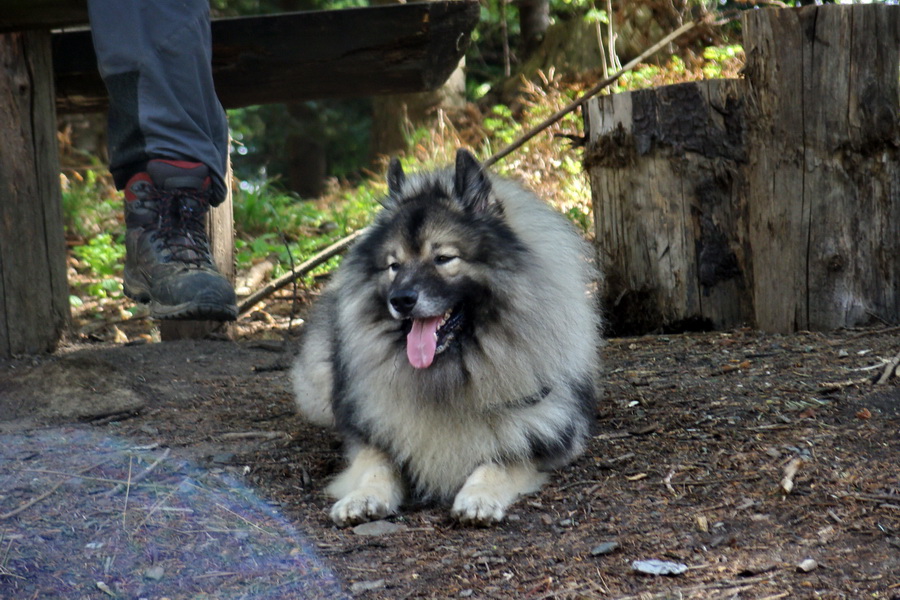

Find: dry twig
<box><xmin>1</xmin><ymin>462</ymin><xmax>104</xmax><ymax>520</ymax></box>
<box><xmin>104</xmin><ymin>448</ymin><xmax>171</xmax><ymax>497</ymax></box>
<box><xmin>483</xmin><ymin>16</ymin><xmax>711</xmax><ymax>168</ymax></box>
<box><xmin>237</xmin><ymin>229</ymin><xmax>365</xmax><ymax>316</ymax></box>
<box><xmin>237</xmin><ymin>17</ymin><xmax>718</xmax><ymax>310</ymax></box>
<box><xmin>781</xmin><ymin>457</ymin><xmax>804</xmax><ymax>494</ymax></box>
<box><xmin>876</xmin><ymin>350</ymin><xmax>900</xmax><ymax>384</ymax></box>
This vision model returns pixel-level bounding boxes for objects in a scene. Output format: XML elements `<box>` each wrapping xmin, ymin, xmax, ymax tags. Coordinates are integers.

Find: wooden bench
<box><xmin>0</xmin><ymin>1</ymin><xmax>479</xmax><ymax>356</ymax></box>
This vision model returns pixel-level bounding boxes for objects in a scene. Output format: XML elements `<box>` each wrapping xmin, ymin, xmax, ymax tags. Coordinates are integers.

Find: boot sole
<box><xmin>149</xmin><ymin>300</ymin><xmax>239</xmax><ymax>321</ymax></box>
<box><xmin>125</xmin><ymin>285</ymin><xmax>238</xmax><ymax>321</ymax></box>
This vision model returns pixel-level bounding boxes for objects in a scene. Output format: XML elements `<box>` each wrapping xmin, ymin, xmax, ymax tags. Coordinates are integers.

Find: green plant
<box><xmin>702</xmin><ymin>44</ymin><xmax>744</xmax><ymax>79</ymax></box>
<box><xmin>233</xmin><ymin>179</ymin><xmax>381</xmax><ymax>283</ymax></box>
<box><xmin>71</xmin><ymin>233</ymin><xmax>126</xmax><ymax>299</ymax></box>
<box><xmin>60</xmin><ymin>168</ymin><xmax>120</xmax><ymax>238</ymax></box>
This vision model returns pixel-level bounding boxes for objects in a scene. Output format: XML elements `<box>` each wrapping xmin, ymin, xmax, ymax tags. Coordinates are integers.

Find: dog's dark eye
<box><xmin>434</xmin><ymin>255</ymin><xmax>458</xmax><ymax>266</ymax></box>
<box><xmin>387</xmin><ymin>262</ymin><xmax>400</xmax><ymax>273</ymax></box>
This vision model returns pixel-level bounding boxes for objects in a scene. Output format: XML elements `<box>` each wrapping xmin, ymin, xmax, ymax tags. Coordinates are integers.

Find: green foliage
<box><xmin>702</xmin><ymin>45</ymin><xmax>744</xmax><ymax>79</ymax></box>
<box><xmin>483</xmin><ymin>104</ymin><xmax>518</xmax><ymax>147</ymax></box>
<box><xmin>72</xmin><ymin>233</ymin><xmax>125</xmax><ymax>277</ymax></box>
<box><xmin>61</xmin><ymin>169</ymin><xmax>120</xmax><ymax>238</ymax></box>
<box><xmin>71</xmin><ymin>233</ymin><xmax>126</xmax><ymax>299</ymax></box>
<box><xmin>233</xmin><ymin>181</ymin><xmax>381</xmax><ymax>283</ymax></box>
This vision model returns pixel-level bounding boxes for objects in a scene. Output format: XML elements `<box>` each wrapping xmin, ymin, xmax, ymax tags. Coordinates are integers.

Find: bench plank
<box><xmin>0</xmin><ymin>0</ymin><xmax>88</xmax><ymax>33</ymax></box>
<box><xmin>52</xmin><ymin>2</ymin><xmax>480</xmax><ymax>114</ymax></box>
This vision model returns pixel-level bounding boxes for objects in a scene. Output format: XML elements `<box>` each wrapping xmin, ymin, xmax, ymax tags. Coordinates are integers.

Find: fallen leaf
<box><xmin>632</xmin><ymin>559</ymin><xmax>688</xmax><ymax>576</ymax></box>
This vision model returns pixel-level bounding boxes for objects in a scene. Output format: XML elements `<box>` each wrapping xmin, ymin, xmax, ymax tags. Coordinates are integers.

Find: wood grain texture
<box><xmin>586</xmin><ymin>79</ymin><xmax>749</xmax><ymax>334</ymax></box>
<box><xmin>0</xmin><ymin>31</ymin><xmax>70</xmax><ymax>356</ymax></box>
<box><xmin>744</xmin><ymin>5</ymin><xmax>900</xmax><ymax>331</ymax></box>
<box><xmin>587</xmin><ymin>5</ymin><xmax>899</xmax><ymax>333</ymax></box>
<box><xmin>0</xmin><ymin>0</ymin><xmax>88</xmax><ymax>33</ymax></box>
<box><xmin>51</xmin><ymin>2</ymin><xmax>480</xmax><ymax>114</ymax></box>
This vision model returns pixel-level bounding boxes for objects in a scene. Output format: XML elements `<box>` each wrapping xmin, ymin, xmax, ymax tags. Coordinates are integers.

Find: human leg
<box><xmin>87</xmin><ymin>0</ymin><xmax>236</xmax><ymax>320</ymax></box>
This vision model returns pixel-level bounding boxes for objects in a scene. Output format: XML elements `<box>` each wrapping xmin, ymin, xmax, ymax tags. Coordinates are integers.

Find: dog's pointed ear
<box><xmin>454</xmin><ymin>149</ymin><xmax>493</xmax><ymax>213</ymax></box>
<box><xmin>382</xmin><ymin>157</ymin><xmax>406</xmax><ymax>207</ymax></box>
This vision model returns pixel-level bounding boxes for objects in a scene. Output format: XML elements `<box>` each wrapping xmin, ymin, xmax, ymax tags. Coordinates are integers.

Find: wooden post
<box><xmin>586</xmin><ymin>80</ymin><xmax>750</xmax><ymax>334</ymax></box>
<box><xmin>0</xmin><ymin>31</ymin><xmax>70</xmax><ymax>356</ymax></box>
<box><xmin>743</xmin><ymin>5</ymin><xmax>900</xmax><ymax>331</ymax></box>
<box><xmin>586</xmin><ymin>5</ymin><xmax>899</xmax><ymax>334</ymax></box>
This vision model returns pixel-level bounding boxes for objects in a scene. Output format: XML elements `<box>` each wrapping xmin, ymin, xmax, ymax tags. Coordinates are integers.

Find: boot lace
<box><xmin>149</xmin><ymin>189</ymin><xmax>214</xmax><ymax>267</ymax></box>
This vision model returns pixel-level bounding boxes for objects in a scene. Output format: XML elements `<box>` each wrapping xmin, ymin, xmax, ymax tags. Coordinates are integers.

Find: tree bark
<box><xmin>586</xmin><ymin>5</ymin><xmax>900</xmax><ymax>334</ymax></box>
<box><xmin>0</xmin><ymin>31</ymin><xmax>70</xmax><ymax>356</ymax></box>
<box><xmin>517</xmin><ymin>0</ymin><xmax>549</xmax><ymax>57</ymax></box>
<box><xmin>742</xmin><ymin>5</ymin><xmax>900</xmax><ymax>332</ymax></box>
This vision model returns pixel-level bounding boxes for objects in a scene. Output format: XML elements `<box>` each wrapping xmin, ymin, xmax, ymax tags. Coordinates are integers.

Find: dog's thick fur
<box><xmin>293</xmin><ymin>150</ymin><xmax>601</xmax><ymax>526</ymax></box>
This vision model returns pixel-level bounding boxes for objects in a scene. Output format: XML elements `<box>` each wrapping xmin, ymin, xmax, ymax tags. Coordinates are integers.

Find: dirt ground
<box><xmin>1</xmin><ymin>320</ymin><xmax>899</xmax><ymax>599</ymax></box>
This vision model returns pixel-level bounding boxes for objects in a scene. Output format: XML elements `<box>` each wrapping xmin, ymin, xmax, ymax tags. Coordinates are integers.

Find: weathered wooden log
<box><xmin>743</xmin><ymin>5</ymin><xmax>900</xmax><ymax>332</ymax></box>
<box><xmin>0</xmin><ymin>31</ymin><xmax>70</xmax><ymax>355</ymax></box>
<box><xmin>586</xmin><ymin>4</ymin><xmax>899</xmax><ymax>334</ymax></box>
<box><xmin>51</xmin><ymin>2</ymin><xmax>480</xmax><ymax>114</ymax></box>
<box><xmin>586</xmin><ymin>79</ymin><xmax>749</xmax><ymax>334</ymax></box>
<box><xmin>0</xmin><ymin>0</ymin><xmax>88</xmax><ymax>33</ymax></box>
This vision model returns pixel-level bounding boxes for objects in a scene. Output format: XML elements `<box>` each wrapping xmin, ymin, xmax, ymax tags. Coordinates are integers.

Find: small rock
<box><xmin>143</xmin><ymin>565</ymin><xmax>165</xmax><ymax>581</ymax></box>
<box><xmin>459</xmin><ymin>590</ymin><xmax>474</xmax><ymax>597</ymax></box>
<box><xmin>695</xmin><ymin>515</ymin><xmax>709</xmax><ymax>533</ymax></box>
<box><xmin>210</xmin><ymin>453</ymin><xmax>235</xmax><ymax>465</ymax></box>
<box><xmin>352</xmin><ymin>520</ymin><xmax>408</xmax><ymax>536</ymax></box>
<box><xmin>590</xmin><ymin>541</ymin><xmax>619</xmax><ymax>556</ymax></box>
<box><xmin>797</xmin><ymin>558</ymin><xmax>818</xmax><ymax>573</ymax></box>
<box><xmin>632</xmin><ymin>559</ymin><xmax>688</xmax><ymax>576</ymax></box>
<box><xmin>350</xmin><ymin>579</ymin><xmax>385</xmax><ymax>593</ymax></box>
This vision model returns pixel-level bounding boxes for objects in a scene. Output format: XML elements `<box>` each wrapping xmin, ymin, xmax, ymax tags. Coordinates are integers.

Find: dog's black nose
<box><xmin>389</xmin><ymin>289</ymin><xmax>418</xmax><ymax>315</ymax></box>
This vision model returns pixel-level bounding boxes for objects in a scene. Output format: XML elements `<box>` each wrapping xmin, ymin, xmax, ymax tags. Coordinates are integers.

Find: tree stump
<box><xmin>586</xmin><ymin>4</ymin><xmax>900</xmax><ymax>334</ymax></box>
<box><xmin>0</xmin><ymin>31</ymin><xmax>70</xmax><ymax>356</ymax></box>
<box><xmin>743</xmin><ymin>5</ymin><xmax>900</xmax><ymax>332</ymax></box>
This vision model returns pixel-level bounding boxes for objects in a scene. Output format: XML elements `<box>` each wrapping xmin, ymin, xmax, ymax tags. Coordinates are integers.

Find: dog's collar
<box><xmin>481</xmin><ymin>385</ymin><xmax>551</xmax><ymax>414</ymax></box>
<box><xmin>517</xmin><ymin>385</ymin><xmax>552</xmax><ymax>407</ymax></box>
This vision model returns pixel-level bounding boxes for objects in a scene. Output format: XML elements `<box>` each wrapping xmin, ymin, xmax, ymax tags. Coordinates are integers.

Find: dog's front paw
<box><xmin>330</xmin><ymin>491</ymin><xmax>397</xmax><ymax>527</ymax></box>
<box><xmin>451</xmin><ymin>489</ymin><xmax>507</xmax><ymax>526</ymax></box>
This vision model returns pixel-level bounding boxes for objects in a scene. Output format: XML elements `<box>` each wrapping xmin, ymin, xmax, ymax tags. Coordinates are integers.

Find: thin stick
<box><xmin>237</xmin><ymin>229</ymin><xmax>365</xmax><ymax>316</ymax></box>
<box><xmin>876</xmin><ymin>350</ymin><xmax>900</xmax><ymax>385</ymax></box>
<box><xmin>0</xmin><ymin>462</ymin><xmax>103</xmax><ymax>520</ymax></box>
<box><xmin>237</xmin><ymin>16</ymin><xmax>717</xmax><ymax>310</ymax></box>
<box><xmin>483</xmin><ymin>17</ymin><xmax>707</xmax><ymax>168</ymax></box>
<box><xmin>104</xmin><ymin>448</ymin><xmax>170</xmax><ymax>497</ymax></box>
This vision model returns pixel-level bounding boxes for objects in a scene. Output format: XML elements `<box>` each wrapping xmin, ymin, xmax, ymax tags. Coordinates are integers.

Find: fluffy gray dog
<box><xmin>293</xmin><ymin>150</ymin><xmax>601</xmax><ymax>526</ymax></box>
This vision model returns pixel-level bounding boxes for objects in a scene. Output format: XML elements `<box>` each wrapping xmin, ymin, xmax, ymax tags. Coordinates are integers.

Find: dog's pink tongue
<box><xmin>407</xmin><ymin>316</ymin><xmax>442</xmax><ymax>369</ymax></box>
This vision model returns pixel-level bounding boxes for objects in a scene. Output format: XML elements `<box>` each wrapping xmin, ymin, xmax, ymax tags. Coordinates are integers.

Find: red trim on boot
<box><xmin>124</xmin><ymin>172</ymin><xmax>153</xmax><ymax>203</ymax></box>
<box><xmin>151</xmin><ymin>159</ymin><xmax>205</xmax><ymax>170</ymax></box>
<box><xmin>148</xmin><ymin>159</ymin><xmax>211</xmax><ymax>190</ymax></box>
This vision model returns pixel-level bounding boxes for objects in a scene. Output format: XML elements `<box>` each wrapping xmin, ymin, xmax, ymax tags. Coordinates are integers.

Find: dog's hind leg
<box><xmin>451</xmin><ymin>462</ymin><xmax>548</xmax><ymax>525</ymax></box>
<box><xmin>327</xmin><ymin>445</ymin><xmax>403</xmax><ymax>527</ymax></box>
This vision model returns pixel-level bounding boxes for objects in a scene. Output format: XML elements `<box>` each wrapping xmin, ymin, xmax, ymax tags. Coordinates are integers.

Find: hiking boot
<box><xmin>123</xmin><ymin>159</ymin><xmax>238</xmax><ymax>321</ymax></box>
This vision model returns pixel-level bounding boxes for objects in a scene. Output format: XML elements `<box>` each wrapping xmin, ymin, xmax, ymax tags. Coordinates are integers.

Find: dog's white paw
<box><xmin>451</xmin><ymin>489</ymin><xmax>507</xmax><ymax>525</ymax></box>
<box><xmin>330</xmin><ymin>490</ymin><xmax>397</xmax><ymax>527</ymax></box>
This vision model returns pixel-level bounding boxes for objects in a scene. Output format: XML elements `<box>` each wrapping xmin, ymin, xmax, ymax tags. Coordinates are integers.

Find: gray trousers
<box><xmin>87</xmin><ymin>0</ymin><xmax>229</xmax><ymax>204</ymax></box>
